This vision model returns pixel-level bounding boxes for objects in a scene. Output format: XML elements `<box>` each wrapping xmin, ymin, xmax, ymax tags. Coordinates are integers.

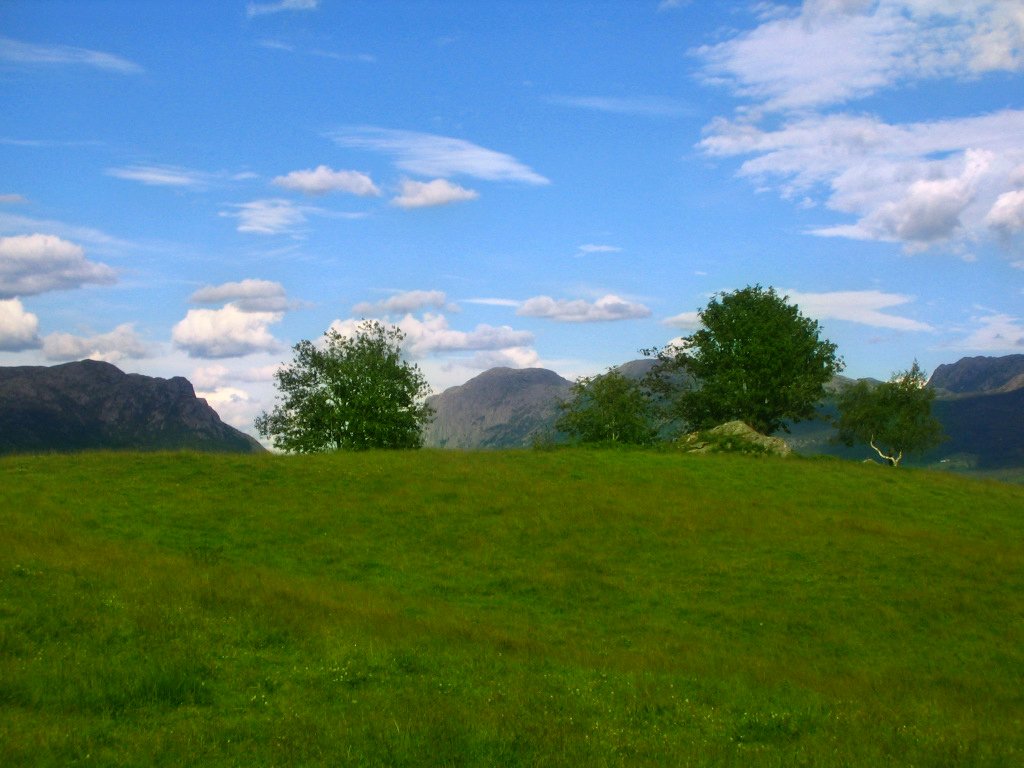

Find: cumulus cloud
<box><xmin>702</xmin><ymin>110</ymin><xmax>1024</xmax><ymax>252</ymax></box>
<box><xmin>246</xmin><ymin>0</ymin><xmax>319</xmax><ymax>17</ymax></box>
<box><xmin>353</xmin><ymin>290</ymin><xmax>451</xmax><ymax>316</ymax></box>
<box><xmin>272</xmin><ymin>165</ymin><xmax>379</xmax><ymax>196</ymax></box>
<box><xmin>0</xmin><ymin>36</ymin><xmax>142</xmax><ymax>74</ymax></box>
<box><xmin>0</xmin><ymin>233</ymin><xmax>116</xmax><ymax>298</ymax></box>
<box><xmin>42</xmin><ymin>323</ymin><xmax>148</xmax><ymax>362</ymax></box>
<box><xmin>106</xmin><ymin>165</ymin><xmax>209</xmax><ymax>187</ymax></box>
<box><xmin>695</xmin><ymin>3</ymin><xmax>1024</xmax><ymax>254</ymax></box>
<box><xmin>0</xmin><ymin>298</ymin><xmax>40</xmax><ymax>351</ymax></box>
<box><xmin>219</xmin><ymin>199</ymin><xmax>309</xmax><ymax>235</ymax></box>
<box><xmin>329</xmin><ymin>312</ymin><xmax>534</xmax><ymax>359</ymax></box>
<box><xmin>662</xmin><ymin>310</ymin><xmax>701</xmax><ymax>329</ymax></box>
<box><xmin>517</xmin><ymin>294</ymin><xmax>651</xmax><ymax>322</ymax></box>
<box><xmin>986</xmin><ymin>189</ymin><xmax>1024</xmax><ymax>234</ymax></box>
<box><xmin>330</xmin><ymin>127</ymin><xmax>549</xmax><ymax>184</ymax></box>
<box><xmin>784</xmin><ymin>289</ymin><xmax>934</xmax><ymax>331</ymax></box>
<box><xmin>172</xmin><ymin>305</ymin><xmax>283</xmax><ymax>358</ymax></box>
<box><xmin>190</xmin><ymin>279</ymin><xmax>290</xmax><ymax>312</ymax></box>
<box><xmin>392</xmin><ymin>178</ymin><xmax>479</xmax><ymax>208</ymax></box>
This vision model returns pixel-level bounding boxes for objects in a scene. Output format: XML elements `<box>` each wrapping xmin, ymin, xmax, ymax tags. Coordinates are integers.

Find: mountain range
<box><xmin>0</xmin><ymin>360</ymin><xmax>264</xmax><ymax>455</ymax></box>
<box><xmin>424</xmin><ymin>354</ymin><xmax>1024</xmax><ymax>473</ymax></box>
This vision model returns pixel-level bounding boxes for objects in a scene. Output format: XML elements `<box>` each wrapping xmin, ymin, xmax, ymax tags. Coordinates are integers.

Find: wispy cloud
<box><xmin>392</xmin><ymin>179</ymin><xmax>479</xmax><ymax>209</ymax></box>
<box><xmin>953</xmin><ymin>312</ymin><xmax>1024</xmax><ymax>351</ymax></box>
<box><xmin>577</xmin><ymin>244</ymin><xmax>621</xmax><ymax>255</ymax></box>
<box><xmin>0</xmin><ymin>194</ymin><xmax>27</xmax><ymax>204</ymax></box>
<box><xmin>107</xmin><ymin>164</ymin><xmax>210</xmax><ymax>187</ymax></box>
<box><xmin>551</xmin><ymin>95</ymin><xmax>690</xmax><ymax>117</ymax></box>
<box><xmin>246</xmin><ymin>0</ymin><xmax>319</xmax><ymax>19</ymax></box>
<box><xmin>330</xmin><ymin>127</ymin><xmax>549</xmax><ymax>185</ymax></box>
<box><xmin>517</xmin><ymin>294</ymin><xmax>651</xmax><ymax>323</ymax></box>
<box><xmin>219</xmin><ymin>199</ymin><xmax>311</xmax><ymax>235</ymax></box>
<box><xmin>272</xmin><ymin>165</ymin><xmax>380</xmax><ymax>197</ymax></box>
<box><xmin>0</xmin><ymin>36</ymin><xmax>142</xmax><ymax>74</ymax></box>
<box><xmin>784</xmin><ymin>289</ymin><xmax>934</xmax><ymax>332</ymax></box>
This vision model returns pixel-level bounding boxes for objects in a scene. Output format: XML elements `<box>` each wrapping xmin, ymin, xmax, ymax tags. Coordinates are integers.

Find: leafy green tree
<box><xmin>255</xmin><ymin>320</ymin><xmax>433</xmax><ymax>452</ymax></box>
<box><xmin>556</xmin><ymin>369</ymin><xmax>657</xmax><ymax>445</ymax></box>
<box><xmin>646</xmin><ymin>285</ymin><xmax>843</xmax><ymax>435</ymax></box>
<box><xmin>834</xmin><ymin>361</ymin><xmax>944</xmax><ymax>467</ymax></box>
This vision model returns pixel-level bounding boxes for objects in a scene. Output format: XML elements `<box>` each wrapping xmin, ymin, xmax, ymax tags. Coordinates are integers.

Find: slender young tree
<box><xmin>834</xmin><ymin>361</ymin><xmax>944</xmax><ymax>467</ymax></box>
<box><xmin>255</xmin><ymin>320</ymin><xmax>433</xmax><ymax>452</ymax></box>
<box><xmin>556</xmin><ymin>369</ymin><xmax>657</xmax><ymax>445</ymax></box>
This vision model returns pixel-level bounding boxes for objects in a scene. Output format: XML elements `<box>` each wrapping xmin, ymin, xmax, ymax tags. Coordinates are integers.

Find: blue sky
<box><xmin>2</xmin><ymin>0</ymin><xmax>1022</xmax><ymax>434</ymax></box>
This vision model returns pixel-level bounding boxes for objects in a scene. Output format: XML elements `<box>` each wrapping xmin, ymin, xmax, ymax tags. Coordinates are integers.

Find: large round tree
<box><xmin>649</xmin><ymin>285</ymin><xmax>843</xmax><ymax>435</ymax></box>
<box><xmin>255</xmin><ymin>320</ymin><xmax>433</xmax><ymax>452</ymax></box>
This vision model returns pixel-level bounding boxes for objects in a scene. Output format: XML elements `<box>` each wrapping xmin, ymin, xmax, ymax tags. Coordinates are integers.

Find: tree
<box><xmin>646</xmin><ymin>285</ymin><xmax>843</xmax><ymax>435</ymax></box>
<box><xmin>254</xmin><ymin>320</ymin><xmax>433</xmax><ymax>452</ymax></box>
<box><xmin>834</xmin><ymin>361</ymin><xmax>944</xmax><ymax>467</ymax></box>
<box><xmin>555</xmin><ymin>369</ymin><xmax>657</xmax><ymax>445</ymax></box>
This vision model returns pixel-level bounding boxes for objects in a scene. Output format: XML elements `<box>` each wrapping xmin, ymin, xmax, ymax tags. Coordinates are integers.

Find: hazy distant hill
<box><xmin>928</xmin><ymin>354</ymin><xmax>1024</xmax><ymax>394</ymax></box>
<box><xmin>423</xmin><ymin>367</ymin><xmax>572</xmax><ymax>448</ymax></box>
<box><xmin>0</xmin><ymin>360</ymin><xmax>264</xmax><ymax>455</ymax></box>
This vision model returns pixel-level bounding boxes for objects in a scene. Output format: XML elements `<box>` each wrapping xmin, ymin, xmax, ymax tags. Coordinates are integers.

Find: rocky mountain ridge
<box><xmin>0</xmin><ymin>360</ymin><xmax>264</xmax><ymax>455</ymax></box>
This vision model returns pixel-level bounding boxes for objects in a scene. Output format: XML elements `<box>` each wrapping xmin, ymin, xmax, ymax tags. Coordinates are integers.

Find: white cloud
<box><xmin>106</xmin><ymin>165</ymin><xmax>208</xmax><ymax>187</ymax></box>
<box><xmin>695</xmin><ymin>3</ymin><xmax>1024</xmax><ymax>113</ymax></box>
<box><xmin>353</xmin><ymin>290</ymin><xmax>451</xmax><ymax>316</ymax></box>
<box><xmin>0</xmin><ymin>233</ymin><xmax>116</xmax><ymax>298</ymax></box>
<box><xmin>330</xmin><ymin>127</ymin><xmax>549</xmax><ymax>184</ymax></box>
<box><xmin>392</xmin><ymin>178</ymin><xmax>479</xmax><ymax>209</ymax></box>
<box><xmin>246</xmin><ymin>0</ymin><xmax>319</xmax><ymax>18</ymax></box>
<box><xmin>785</xmin><ymin>289</ymin><xmax>934</xmax><ymax>331</ymax></box>
<box><xmin>986</xmin><ymin>189</ymin><xmax>1024</xmax><ymax>234</ymax></box>
<box><xmin>0</xmin><ymin>194</ymin><xmax>27</xmax><ymax>204</ymax></box>
<box><xmin>0</xmin><ymin>36</ymin><xmax>142</xmax><ymax>74</ymax></box>
<box><xmin>272</xmin><ymin>165</ymin><xmax>380</xmax><ymax>196</ymax></box>
<box><xmin>517</xmin><ymin>294</ymin><xmax>651</xmax><ymax>322</ymax></box>
<box><xmin>195</xmin><ymin>386</ymin><xmax>257</xmax><ymax>430</ymax></box>
<box><xmin>0</xmin><ymin>298</ymin><xmax>40</xmax><ymax>351</ymax></box>
<box><xmin>396</xmin><ymin>313</ymin><xmax>534</xmax><ymax>356</ymax></box>
<box><xmin>190</xmin><ymin>279</ymin><xmax>290</xmax><ymax>312</ymax></box>
<box><xmin>662</xmin><ymin>310</ymin><xmax>701</xmax><ymax>329</ymax></box>
<box><xmin>463</xmin><ymin>297</ymin><xmax>521</xmax><ymax>308</ymax></box>
<box><xmin>955</xmin><ymin>312</ymin><xmax>1024</xmax><ymax>351</ymax></box>
<box><xmin>219</xmin><ymin>199</ymin><xmax>309</xmax><ymax>235</ymax></box>
<box><xmin>552</xmin><ymin>95</ymin><xmax>689</xmax><ymax>117</ymax></box>
<box><xmin>41</xmin><ymin>323</ymin><xmax>149</xmax><ymax>362</ymax></box>
<box><xmin>578</xmin><ymin>244</ymin><xmax>622</xmax><ymax>254</ymax></box>
<box><xmin>702</xmin><ymin>111</ymin><xmax>1024</xmax><ymax>252</ymax></box>
<box><xmin>172</xmin><ymin>305</ymin><xmax>283</xmax><ymax>358</ymax></box>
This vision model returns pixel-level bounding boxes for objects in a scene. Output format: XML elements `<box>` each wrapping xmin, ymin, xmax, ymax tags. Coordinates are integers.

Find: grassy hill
<box><xmin>2</xmin><ymin>450</ymin><xmax>1022</xmax><ymax>766</ymax></box>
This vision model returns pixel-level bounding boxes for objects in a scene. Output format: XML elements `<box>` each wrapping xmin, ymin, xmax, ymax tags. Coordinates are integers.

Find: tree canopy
<box><xmin>555</xmin><ymin>369</ymin><xmax>657</xmax><ymax>445</ymax></box>
<box><xmin>834</xmin><ymin>361</ymin><xmax>944</xmax><ymax>467</ymax></box>
<box><xmin>647</xmin><ymin>285</ymin><xmax>843</xmax><ymax>435</ymax></box>
<box><xmin>254</xmin><ymin>321</ymin><xmax>433</xmax><ymax>452</ymax></box>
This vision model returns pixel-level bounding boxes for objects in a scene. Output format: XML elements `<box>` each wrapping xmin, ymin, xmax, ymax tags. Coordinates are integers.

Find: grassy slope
<box><xmin>1</xmin><ymin>450</ymin><xmax>1022</xmax><ymax>766</ymax></box>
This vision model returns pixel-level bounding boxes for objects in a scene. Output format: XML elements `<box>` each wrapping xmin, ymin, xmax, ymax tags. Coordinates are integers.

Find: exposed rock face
<box><xmin>0</xmin><ymin>360</ymin><xmax>264</xmax><ymax>454</ymax></box>
<box><xmin>679</xmin><ymin>420</ymin><xmax>792</xmax><ymax>457</ymax></box>
<box><xmin>929</xmin><ymin>354</ymin><xmax>1024</xmax><ymax>394</ymax></box>
<box><xmin>423</xmin><ymin>367</ymin><xmax>573</xmax><ymax>448</ymax></box>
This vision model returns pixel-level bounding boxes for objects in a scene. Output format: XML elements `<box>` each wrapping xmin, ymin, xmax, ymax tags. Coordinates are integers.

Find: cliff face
<box><xmin>928</xmin><ymin>354</ymin><xmax>1024</xmax><ymax>394</ymax></box>
<box><xmin>0</xmin><ymin>360</ymin><xmax>264</xmax><ymax>454</ymax></box>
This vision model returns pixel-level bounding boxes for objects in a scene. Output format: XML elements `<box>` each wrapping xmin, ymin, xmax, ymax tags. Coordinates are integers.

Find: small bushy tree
<box><xmin>255</xmin><ymin>320</ymin><xmax>433</xmax><ymax>452</ymax></box>
<box><xmin>834</xmin><ymin>361</ymin><xmax>944</xmax><ymax>467</ymax></box>
<box><xmin>556</xmin><ymin>369</ymin><xmax>656</xmax><ymax>445</ymax></box>
<box><xmin>646</xmin><ymin>285</ymin><xmax>843</xmax><ymax>435</ymax></box>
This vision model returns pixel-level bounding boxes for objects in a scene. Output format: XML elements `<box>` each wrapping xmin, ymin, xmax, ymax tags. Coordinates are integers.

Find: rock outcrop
<box><xmin>0</xmin><ymin>360</ymin><xmax>264</xmax><ymax>454</ymax></box>
<box><xmin>679</xmin><ymin>421</ymin><xmax>792</xmax><ymax>457</ymax></box>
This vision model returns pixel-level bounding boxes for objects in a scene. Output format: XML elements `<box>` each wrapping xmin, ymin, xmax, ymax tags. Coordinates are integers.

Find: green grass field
<box><xmin>2</xmin><ymin>449</ymin><xmax>1022</xmax><ymax>766</ymax></box>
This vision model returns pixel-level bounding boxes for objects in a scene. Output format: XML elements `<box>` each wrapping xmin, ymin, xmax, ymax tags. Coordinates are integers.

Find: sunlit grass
<box><xmin>2</xmin><ymin>449</ymin><xmax>1022</xmax><ymax>765</ymax></box>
